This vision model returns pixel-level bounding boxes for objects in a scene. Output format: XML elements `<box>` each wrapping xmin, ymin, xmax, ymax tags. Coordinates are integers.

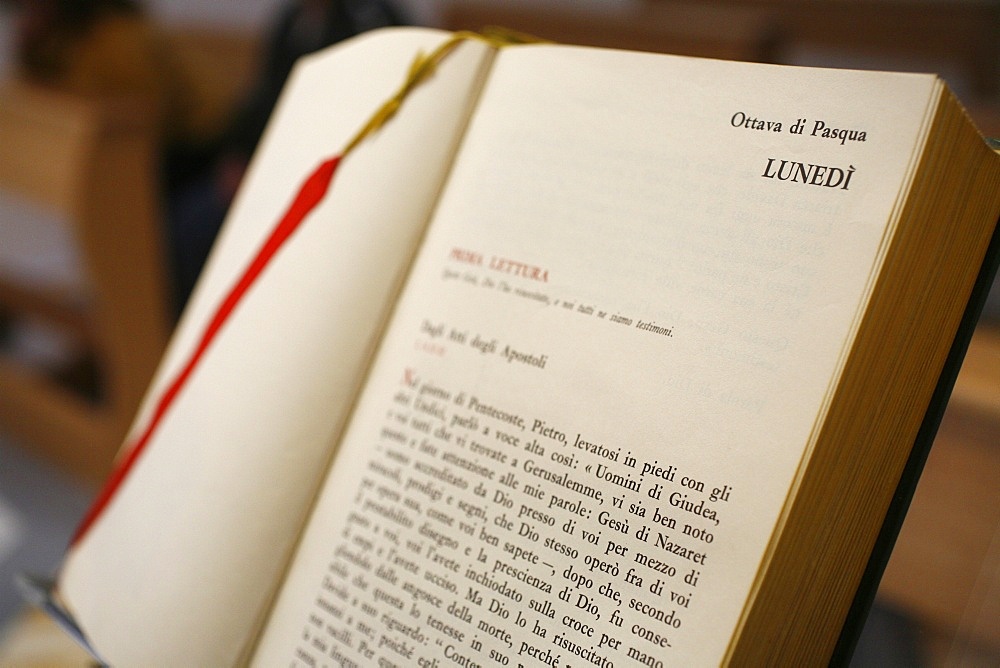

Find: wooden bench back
<box><xmin>0</xmin><ymin>82</ymin><xmax>171</xmax><ymax>484</ymax></box>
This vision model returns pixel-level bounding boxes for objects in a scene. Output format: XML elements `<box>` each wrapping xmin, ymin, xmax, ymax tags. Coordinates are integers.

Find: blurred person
<box><xmin>224</xmin><ymin>0</ymin><xmax>408</xmax><ymax>175</ymax></box>
<box><xmin>5</xmin><ymin>0</ymin><xmax>407</xmax><ymax>316</ymax></box>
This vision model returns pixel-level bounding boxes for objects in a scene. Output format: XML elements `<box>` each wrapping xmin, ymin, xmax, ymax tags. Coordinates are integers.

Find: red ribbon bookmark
<box><xmin>70</xmin><ymin>156</ymin><xmax>341</xmax><ymax>546</ymax></box>
<box><xmin>67</xmin><ymin>30</ymin><xmax>522</xmax><ymax>549</ymax></box>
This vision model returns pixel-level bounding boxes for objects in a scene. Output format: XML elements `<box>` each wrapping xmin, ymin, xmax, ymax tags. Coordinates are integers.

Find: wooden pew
<box><xmin>0</xmin><ymin>82</ymin><xmax>171</xmax><ymax>485</ymax></box>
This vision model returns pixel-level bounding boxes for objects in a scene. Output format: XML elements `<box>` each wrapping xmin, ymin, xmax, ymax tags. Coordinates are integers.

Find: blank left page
<box><xmin>57</xmin><ymin>28</ymin><xmax>493</xmax><ymax>666</ymax></box>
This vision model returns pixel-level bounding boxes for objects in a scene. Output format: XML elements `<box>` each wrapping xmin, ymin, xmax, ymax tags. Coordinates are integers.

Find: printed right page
<box><xmin>253</xmin><ymin>44</ymin><xmax>939</xmax><ymax>665</ymax></box>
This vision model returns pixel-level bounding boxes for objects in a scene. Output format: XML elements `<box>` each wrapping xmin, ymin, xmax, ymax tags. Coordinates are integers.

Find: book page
<box><xmin>56</xmin><ymin>28</ymin><xmax>493</xmax><ymax>666</ymax></box>
<box><xmin>258</xmin><ymin>46</ymin><xmax>939</xmax><ymax>665</ymax></box>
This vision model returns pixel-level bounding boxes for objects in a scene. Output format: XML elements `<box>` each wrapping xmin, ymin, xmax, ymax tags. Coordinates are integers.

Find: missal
<box><xmin>51</xmin><ymin>27</ymin><xmax>999</xmax><ymax>665</ymax></box>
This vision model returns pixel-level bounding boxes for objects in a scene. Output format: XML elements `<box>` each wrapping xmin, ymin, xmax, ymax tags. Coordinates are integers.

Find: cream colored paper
<box><xmin>253</xmin><ymin>43</ymin><xmax>937</xmax><ymax>665</ymax></box>
<box><xmin>58</xmin><ymin>28</ymin><xmax>493</xmax><ymax>666</ymax></box>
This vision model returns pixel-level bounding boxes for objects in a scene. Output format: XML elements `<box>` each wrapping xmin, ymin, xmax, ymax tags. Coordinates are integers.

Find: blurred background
<box><xmin>0</xmin><ymin>0</ymin><xmax>997</xmax><ymax>665</ymax></box>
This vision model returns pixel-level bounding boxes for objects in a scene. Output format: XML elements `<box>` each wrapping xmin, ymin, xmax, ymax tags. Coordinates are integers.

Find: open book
<box><xmin>53</xmin><ymin>27</ymin><xmax>999</xmax><ymax>665</ymax></box>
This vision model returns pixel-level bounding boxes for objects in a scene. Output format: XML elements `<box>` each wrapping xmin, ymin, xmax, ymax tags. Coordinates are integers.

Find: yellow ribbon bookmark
<box><xmin>342</xmin><ymin>28</ymin><xmax>543</xmax><ymax>156</ymax></box>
